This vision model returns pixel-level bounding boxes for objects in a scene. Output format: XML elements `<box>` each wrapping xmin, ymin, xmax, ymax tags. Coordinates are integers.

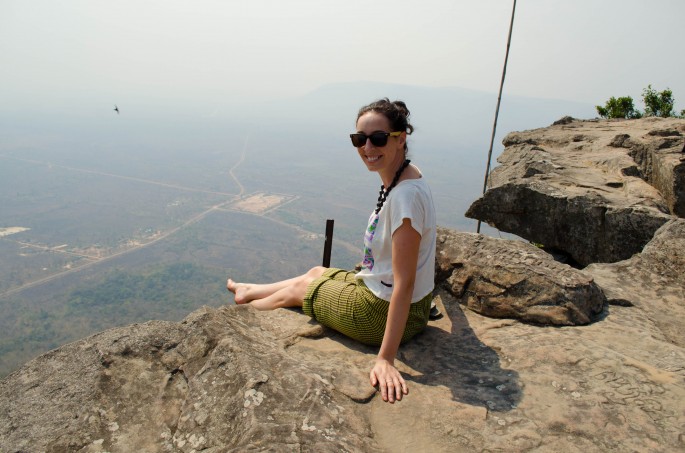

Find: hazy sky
<box><xmin>2</xmin><ymin>0</ymin><xmax>684</xmax><ymax>113</ymax></box>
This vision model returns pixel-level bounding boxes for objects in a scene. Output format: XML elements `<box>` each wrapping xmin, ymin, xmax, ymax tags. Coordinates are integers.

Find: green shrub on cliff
<box><xmin>642</xmin><ymin>85</ymin><xmax>676</xmax><ymax>118</ymax></box>
<box><xmin>596</xmin><ymin>96</ymin><xmax>642</xmax><ymax>119</ymax></box>
<box><xmin>596</xmin><ymin>85</ymin><xmax>684</xmax><ymax>119</ymax></box>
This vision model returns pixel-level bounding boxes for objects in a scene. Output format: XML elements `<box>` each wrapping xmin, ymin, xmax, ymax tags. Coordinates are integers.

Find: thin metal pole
<box><xmin>322</xmin><ymin>219</ymin><xmax>334</xmax><ymax>267</ymax></box>
<box><xmin>477</xmin><ymin>0</ymin><xmax>517</xmax><ymax>233</ymax></box>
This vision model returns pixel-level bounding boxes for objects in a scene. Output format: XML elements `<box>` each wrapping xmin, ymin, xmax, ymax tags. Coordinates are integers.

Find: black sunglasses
<box><xmin>350</xmin><ymin>131</ymin><xmax>402</xmax><ymax>148</ymax></box>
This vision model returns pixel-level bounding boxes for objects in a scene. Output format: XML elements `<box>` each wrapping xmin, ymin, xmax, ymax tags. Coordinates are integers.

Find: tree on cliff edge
<box><xmin>597</xmin><ymin>85</ymin><xmax>684</xmax><ymax>119</ymax></box>
<box><xmin>596</xmin><ymin>96</ymin><xmax>642</xmax><ymax>119</ymax></box>
<box><xmin>642</xmin><ymin>85</ymin><xmax>676</xmax><ymax>118</ymax></box>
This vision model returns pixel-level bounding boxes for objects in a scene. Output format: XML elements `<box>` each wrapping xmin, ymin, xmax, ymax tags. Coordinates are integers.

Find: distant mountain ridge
<box><xmin>255</xmin><ymin>80</ymin><xmax>596</xmax><ymax>149</ymax></box>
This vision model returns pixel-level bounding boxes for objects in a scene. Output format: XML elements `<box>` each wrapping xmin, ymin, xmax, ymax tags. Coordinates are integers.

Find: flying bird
<box><xmin>113</xmin><ymin>105</ymin><xmax>119</xmax><ymax>114</ymax></box>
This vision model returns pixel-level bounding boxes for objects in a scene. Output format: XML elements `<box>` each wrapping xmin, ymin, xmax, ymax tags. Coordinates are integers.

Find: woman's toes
<box><xmin>226</xmin><ymin>278</ymin><xmax>237</xmax><ymax>294</ymax></box>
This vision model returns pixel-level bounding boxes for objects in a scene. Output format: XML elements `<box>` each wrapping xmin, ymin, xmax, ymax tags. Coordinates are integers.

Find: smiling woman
<box><xmin>226</xmin><ymin>98</ymin><xmax>437</xmax><ymax>404</ymax></box>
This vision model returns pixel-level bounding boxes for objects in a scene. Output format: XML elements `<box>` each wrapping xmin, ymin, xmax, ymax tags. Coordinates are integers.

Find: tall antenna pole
<box><xmin>477</xmin><ymin>0</ymin><xmax>517</xmax><ymax>233</ymax></box>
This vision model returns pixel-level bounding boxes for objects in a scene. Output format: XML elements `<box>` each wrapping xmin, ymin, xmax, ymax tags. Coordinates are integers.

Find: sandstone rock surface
<box><xmin>466</xmin><ymin>117</ymin><xmax>685</xmax><ymax>265</ymax></box>
<box><xmin>584</xmin><ymin>219</ymin><xmax>685</xmax><ymax>348</ymax></box>
<box><xmin>0</xmin><ymin>306</ymin><xmax>380</xmax><ymax>452</ymax></box>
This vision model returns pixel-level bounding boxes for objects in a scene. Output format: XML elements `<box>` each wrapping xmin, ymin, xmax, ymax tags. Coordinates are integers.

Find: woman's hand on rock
<box><xmin>369</xmin><ymin>358</ymin><xmax>408</xmax><ymax>403</ymax></box>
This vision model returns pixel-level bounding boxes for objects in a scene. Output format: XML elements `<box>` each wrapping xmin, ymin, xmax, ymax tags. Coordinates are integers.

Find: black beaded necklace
<box><xmin>375</xmin><ymin>159</ymin><xmax>411</xmax><ymax>214</ymax></box>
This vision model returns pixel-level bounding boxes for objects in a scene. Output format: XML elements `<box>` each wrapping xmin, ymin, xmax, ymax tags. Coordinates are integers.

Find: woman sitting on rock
<box><xmin>227</xmin><ymin>98</ymin><xmax>437</xmax><ymax>404</ymax></box>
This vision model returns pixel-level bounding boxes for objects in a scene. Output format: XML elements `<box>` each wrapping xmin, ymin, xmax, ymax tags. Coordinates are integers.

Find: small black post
<box><xmin>322</xmin><ymin>219</ymin><xmax>334</xmax><ymax>267</ymax></box>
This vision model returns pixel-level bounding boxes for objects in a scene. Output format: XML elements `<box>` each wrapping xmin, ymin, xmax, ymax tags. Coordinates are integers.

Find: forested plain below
<box><xmin>0</xmin><ymin>82</ymin><xmax>593</xmax><ymax>377</ymax></box>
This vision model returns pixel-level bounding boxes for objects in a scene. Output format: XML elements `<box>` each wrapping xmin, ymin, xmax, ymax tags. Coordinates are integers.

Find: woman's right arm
<box><xmin>369</xmin><ymin>218</ymin><xmax>420</xmax><ymax>403</ymax></box>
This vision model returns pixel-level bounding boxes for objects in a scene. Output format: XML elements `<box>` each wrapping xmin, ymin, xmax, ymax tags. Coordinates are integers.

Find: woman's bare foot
<box><xmin>226</xmin><ymin>278</ymin><xmax>252</xmax><ymax>304</ymax></box>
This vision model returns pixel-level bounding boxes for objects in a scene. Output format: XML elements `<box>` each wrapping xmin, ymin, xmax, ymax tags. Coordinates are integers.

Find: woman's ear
<box><xmin>398</xmin><ymin>131</ymin><xmax>407</xmax><ymax>150</ymax></box>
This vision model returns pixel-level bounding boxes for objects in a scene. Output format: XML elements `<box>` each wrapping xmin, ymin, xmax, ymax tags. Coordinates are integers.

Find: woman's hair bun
<box><xmin>357</xmin><ymin>98</ymin><xmax>414</xmax><ymax>136</ymax></box>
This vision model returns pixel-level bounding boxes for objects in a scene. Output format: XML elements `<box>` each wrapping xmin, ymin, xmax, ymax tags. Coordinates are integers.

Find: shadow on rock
<box><xmin>303</xmin><ymin>289</ymin><xmax>522</xmax><ymax>413</ymax></box>
<box><xmin>401</xmin><ymin>291</ymin><xmax>522</xmax><ymax>412</ymax></box>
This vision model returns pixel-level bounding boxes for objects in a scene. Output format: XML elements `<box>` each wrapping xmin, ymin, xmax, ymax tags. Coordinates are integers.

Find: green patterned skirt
<box><xmin>302</xmin><ymin>268</ymin><xmax>432</xmax><ymax>346</ymax></box>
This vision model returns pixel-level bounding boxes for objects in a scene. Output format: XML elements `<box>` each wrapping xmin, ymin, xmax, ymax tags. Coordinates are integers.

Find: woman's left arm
<box><xmin>369</xmin><ymin>218</ymin><xmax>421</xmax><ymax>403</ymax></box>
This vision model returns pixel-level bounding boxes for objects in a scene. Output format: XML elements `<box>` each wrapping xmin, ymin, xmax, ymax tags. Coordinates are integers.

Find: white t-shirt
<box><xmin>356</xmin><ymin>177</ymin><xmax>436</xmax><ymax>303</ymax></box>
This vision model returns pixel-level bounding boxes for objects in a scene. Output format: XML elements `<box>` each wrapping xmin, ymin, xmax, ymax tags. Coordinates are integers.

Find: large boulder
<box><xmin>466</xmin><ymin>117</ymin><xmax>684</xmax><ymax>265</ymax></box>
<box><xmin>436</xmin><ymin>227</ymin><xmax>605</xmax><ymax>326</ymax></box>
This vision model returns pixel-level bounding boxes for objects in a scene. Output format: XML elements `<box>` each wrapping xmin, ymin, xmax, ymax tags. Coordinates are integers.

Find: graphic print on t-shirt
<box><xmin>362</xmin><ymin>213</ymin><xmax>379</xmax><ymax>270</ymax></box>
